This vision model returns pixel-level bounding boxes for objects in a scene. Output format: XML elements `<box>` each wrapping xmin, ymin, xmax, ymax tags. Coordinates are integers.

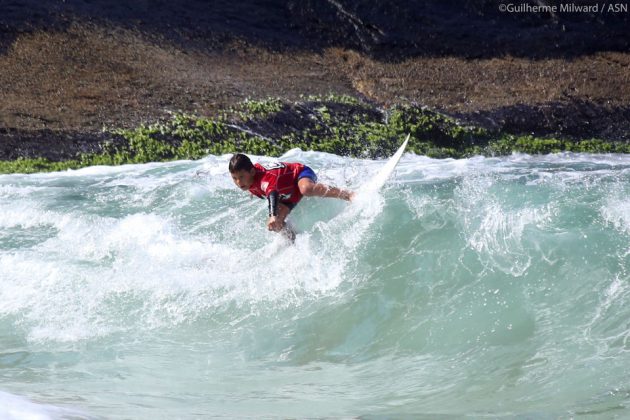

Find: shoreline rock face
<box><xmin>1</xmin><ymin>97</ymin><xmax>628</xmax><ymax>174</ymax></box>
<box><xmin>1</xmin><ymin>0</ymin><xmax>629</xmax><ymax>165</ymax></box>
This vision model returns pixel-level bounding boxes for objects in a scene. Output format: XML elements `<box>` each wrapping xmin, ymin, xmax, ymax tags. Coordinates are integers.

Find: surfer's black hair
<box><xmin>229</xmin><ymin>153</ymin><xmax>254</xmax><ymax>173</ymax></box>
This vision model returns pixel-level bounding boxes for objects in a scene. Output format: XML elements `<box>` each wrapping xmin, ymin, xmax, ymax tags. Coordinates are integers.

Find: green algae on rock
<box><xmin>1</xmin><ymin>96</ymin><xmax>628</xmax><ymax>174</ymax></box>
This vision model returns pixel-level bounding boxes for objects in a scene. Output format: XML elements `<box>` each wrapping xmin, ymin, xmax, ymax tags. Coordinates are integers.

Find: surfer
<box><xmin>229</xmin><ymin>153</ymin><xmax>354</xmax><ymax>236</ymax></box>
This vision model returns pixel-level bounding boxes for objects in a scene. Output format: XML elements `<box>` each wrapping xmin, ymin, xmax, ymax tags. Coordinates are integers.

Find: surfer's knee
<box><xmin>298</xmin><ymin>179</ymin><xmax>317</xmax><ymax>196</ymax></box>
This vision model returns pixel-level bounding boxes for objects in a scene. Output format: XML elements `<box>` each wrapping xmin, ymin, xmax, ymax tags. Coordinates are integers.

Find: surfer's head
<box><xmin>229</xmin><ymin>153</ymin><xmax>256</xmax><ymax>191</ymax></box>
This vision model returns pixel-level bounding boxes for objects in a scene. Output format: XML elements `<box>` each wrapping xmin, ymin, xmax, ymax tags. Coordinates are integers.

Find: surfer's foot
<box><xmin>280</xmin><ymin>224</ymin><xmax>296</xmax><ymax>243</ymax></box>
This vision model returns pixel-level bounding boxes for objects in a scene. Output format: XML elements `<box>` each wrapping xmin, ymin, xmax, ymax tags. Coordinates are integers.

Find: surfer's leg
<box><xmin>276</xmin><ymin>203</ymin><xmax>296</xmax><ymax>242</ymax></box>
<box><xmin>298</xmin><ymin>178</ymin><xmax>354</xmax><ymax>201</ymax></box>
<box><xmin>276</xmin><ymin>203</ymin><xmax>291</xmax><ymax>226</ymax></box>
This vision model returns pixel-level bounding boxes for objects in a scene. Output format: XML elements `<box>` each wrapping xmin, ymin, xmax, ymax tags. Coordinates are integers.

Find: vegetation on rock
<box><xmin>1</xmin><ymin>96</ymin><xmax>628</xmax><ymax>174</ymax></box>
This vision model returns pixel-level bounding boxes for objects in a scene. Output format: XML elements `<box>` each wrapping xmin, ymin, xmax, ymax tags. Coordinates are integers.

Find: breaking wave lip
<box><xmin>0</xmin><ymin>151</ymin><xmax>629</xmax><ymax>344</ymax></box>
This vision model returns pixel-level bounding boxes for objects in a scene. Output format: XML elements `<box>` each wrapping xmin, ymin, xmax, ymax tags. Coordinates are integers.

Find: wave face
<box><xmin>1</xmin><ymin>150</ymin><xmax>629</xmax><ymax>418</ymax></box>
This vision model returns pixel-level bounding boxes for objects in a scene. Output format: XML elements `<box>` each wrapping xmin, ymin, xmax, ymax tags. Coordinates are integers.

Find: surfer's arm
<box><xmin>266</xmin><ymin>191</ymin><xmax>284</xmax><ymax>232</ymax></box>
<box><xmin>298</xmin><ymin>179</ymin><xmax>354</xmax><ymax>201</ymax></box>
<box><xmin>267</xmin><ymin>191</ymin><xmax>279</xmax><ymax>217</ymax></box>
<box><xmin>267</xmin><ymin>201</ymin><xmax>292</xmax><ymax>232</ymax></box>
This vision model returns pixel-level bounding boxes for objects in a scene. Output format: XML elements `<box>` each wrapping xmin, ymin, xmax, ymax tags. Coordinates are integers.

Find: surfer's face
<box><xmin>231</xmin><ymin>169</ymin><xmax>255</xmax><ymax>191</ymax></box>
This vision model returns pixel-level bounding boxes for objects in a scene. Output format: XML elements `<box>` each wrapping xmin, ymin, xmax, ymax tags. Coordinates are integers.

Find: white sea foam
<box><xmin>455</xmin><ymin>174</ymin><xmax>557</xmax><ymax>277</ymax></box>
<box><xmin>0</xmin><ymin>199</ymin><xmax>364</xmax><ymax>342</ymax></box>
<box><xmin>0</xmin><ymin>390</ymin><xmax>92</xmax><ymax>420</ymax></box>
<box><xmin>601</xmin><ymin>196</ymin><xmax>630</xmax><ymax>235</ymax></box>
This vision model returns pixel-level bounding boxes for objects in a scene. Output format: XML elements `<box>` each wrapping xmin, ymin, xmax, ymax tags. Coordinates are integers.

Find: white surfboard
<box><xmin>277</xmin><ymin>135</ymin><xmax>409</xmax><ymax>244</ymax></box>
<box><xmin>359</xmin><ymin>134</ymin><xmax>409</xmax><ymax>195</ymax></box>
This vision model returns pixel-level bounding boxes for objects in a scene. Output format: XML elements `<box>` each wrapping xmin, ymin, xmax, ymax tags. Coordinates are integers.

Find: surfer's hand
<box><xmin>339</xmin><ymin>190</ymin><xmax>355</xmax><ymax>201</ymax></box>
<box><xmin>267</xmin><ymin>216</ymin><xmax>283</xmax><ymax>232</ymax></box>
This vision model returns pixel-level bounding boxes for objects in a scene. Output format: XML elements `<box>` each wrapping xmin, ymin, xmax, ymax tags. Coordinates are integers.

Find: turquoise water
<box><xmin>1</xmin><ymin>150</ymin><xmax>629</xmax><ymax>419</ymax></box>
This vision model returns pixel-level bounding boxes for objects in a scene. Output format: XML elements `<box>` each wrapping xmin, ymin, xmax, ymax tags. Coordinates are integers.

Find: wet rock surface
<box><xmin>1</xmin><ymin>0</ymin><xmax>629</xmax><ymax>161</ymax></box>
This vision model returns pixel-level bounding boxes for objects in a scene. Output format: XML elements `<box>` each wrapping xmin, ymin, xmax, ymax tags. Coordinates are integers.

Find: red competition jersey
<box><xmin>249</xmin><ymin>162</ymin><xmax>305</xmax><ymax>205</ymax></box>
